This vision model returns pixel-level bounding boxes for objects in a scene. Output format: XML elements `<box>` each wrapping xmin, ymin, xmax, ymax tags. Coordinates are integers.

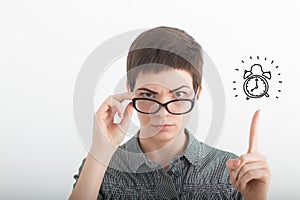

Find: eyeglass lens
<box><xmin>134</xmin><ymin>99</ymin><xmax>193</xmax><ymax>114</ymax></box>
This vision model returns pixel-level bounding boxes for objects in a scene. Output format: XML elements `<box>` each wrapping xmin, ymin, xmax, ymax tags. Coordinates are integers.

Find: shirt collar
<box><xmin>180</xmin><ymin>129</ymin><xmax>203</xmax><ymax>166</ymax></box>
<box><xmin>123</xmin><ymin>129</ymin><xmax>203</xmax><ymax>173</ymax></box>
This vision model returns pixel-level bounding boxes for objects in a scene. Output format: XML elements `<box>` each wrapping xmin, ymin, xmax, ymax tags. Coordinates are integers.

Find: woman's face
<box><xmin>130</xmin><ymin>69</ymin><xmax>201</xmax><ymax>142</ymax></box>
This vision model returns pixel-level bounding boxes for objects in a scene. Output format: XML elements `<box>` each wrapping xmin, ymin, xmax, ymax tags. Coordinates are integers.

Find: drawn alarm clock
<box><xmin>243</xmin><ymin>64</ymin><xmax>272</xmax><ymax>100</ymax></box>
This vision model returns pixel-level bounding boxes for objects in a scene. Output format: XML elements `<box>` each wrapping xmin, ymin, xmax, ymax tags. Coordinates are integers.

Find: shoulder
<box><xmin>183</xmin><ymin>129</ymin><xmax>239</xmax><ymax>166</ymax></box>
<box><xmin>200</xmin><ymin>141</ymin><xmax>239</xmax><ymax>163</ymax></box>
<box><xmin>190</xmin><ymin>141</ymin><xmax>239</xmax><ymax>183</ymax></box>
<box><xmin>105</xmin><ymin>137</ymin><xmax>143</xmax><ymax>173</ymax></box>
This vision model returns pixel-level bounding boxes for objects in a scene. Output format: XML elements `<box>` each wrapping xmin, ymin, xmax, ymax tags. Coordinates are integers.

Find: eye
<box><xmin>140</xmin><ymin>92</ymin><xmax>154</xmax><ymax>98</ymax></box>
<box><xmin>173</xmin><ymin>91</ymin><xmax>186</xmax><ymax>98</ymax></box>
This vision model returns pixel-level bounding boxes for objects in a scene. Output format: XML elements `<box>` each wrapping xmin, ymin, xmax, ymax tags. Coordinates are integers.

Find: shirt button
<box><xmin>167</xmin><ymin>170</ymin><xmax>173</xmax><ymax>176</ymax></box>
<box><xmin>174</xmin><ymin>171</ymin><xmax>181</xmax><ymax>177</ymax></box>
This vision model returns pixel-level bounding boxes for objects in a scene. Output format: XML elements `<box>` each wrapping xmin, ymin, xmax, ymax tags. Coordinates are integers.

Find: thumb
<box><xmin>226</xmin><ymin>159</ymin><xmax>241</xmax><ymax>170</ymax></box>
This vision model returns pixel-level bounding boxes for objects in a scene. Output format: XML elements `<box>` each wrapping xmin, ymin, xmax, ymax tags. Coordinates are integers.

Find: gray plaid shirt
<box><xmin>73</xmin><ymin>129</ymin><xmax>244</xmax><ymax>199</ymax></box>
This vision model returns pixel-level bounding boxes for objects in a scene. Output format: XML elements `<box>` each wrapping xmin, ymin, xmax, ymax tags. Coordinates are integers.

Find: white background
<box><xmin>1</xmin><ymin>0</ymin><xmax>299</xmax><ymax>199</ymax></box>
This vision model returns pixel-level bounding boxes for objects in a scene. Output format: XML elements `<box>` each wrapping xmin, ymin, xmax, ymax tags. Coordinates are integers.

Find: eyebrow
<box><xmin>136</xmin><ymin>85</ymin><xmax>191</xmax><ymax>94</ymax></box>
<box><xmin>170</xmin><ymin>85</ymin><xmax>191</xmax><ymax>93</ymax></box>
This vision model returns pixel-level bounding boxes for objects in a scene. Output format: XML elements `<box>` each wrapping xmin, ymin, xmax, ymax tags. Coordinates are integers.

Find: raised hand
<box><xmin>226</xmin><ymin>110</ymin><xmax>271</xmax><ymax>200</ymax></box>
<box><xmin>90</xmin><ymin>93</ymin><xmax>134</xmax><ymax>164</ymax></box>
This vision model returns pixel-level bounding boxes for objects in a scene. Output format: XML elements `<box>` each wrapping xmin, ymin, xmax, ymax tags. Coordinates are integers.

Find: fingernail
<box><xmin>234</xmin><ymin>159</ymin><xmax>241</xmax><ymax>167</ymax></box>
<box><xmin>130</xmin><ymin>93</ymin><xmax>134</xmax><ymax>100</ymax></box>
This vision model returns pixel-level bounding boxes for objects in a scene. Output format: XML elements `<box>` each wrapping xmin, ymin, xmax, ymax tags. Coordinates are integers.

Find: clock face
<box><xmin>243</xmin><ymin>75</ymin><xmax>269</xmax><ymax>98</ymax></box>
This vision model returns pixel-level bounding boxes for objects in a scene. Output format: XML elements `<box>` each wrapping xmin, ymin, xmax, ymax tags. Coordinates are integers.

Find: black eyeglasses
<box><xmin>132</xmin><ymin>93</ymin><xmax>197</xmax><ymax>115</ymax></box>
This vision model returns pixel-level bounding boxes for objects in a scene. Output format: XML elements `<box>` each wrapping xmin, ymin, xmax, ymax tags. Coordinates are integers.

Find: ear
<box><xmin>196</xmin><ymin>86</ymin><xmax>202</xmax><ymax>100</ymax></box>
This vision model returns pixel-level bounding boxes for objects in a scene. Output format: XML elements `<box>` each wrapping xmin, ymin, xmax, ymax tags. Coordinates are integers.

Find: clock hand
<box><xmin>250</xmin><ymin>78</ymin><xmax>259</xmax><ymax>92</ymax></box>
<box><xmin>250</xmin><ymin>86</ymin><xmax>258</xmax><ymax>92</ymax></box>
<box><xmin>255</xmin><ymin>78</ymin><xmax>258</xmax><ymax>87</ymax></box>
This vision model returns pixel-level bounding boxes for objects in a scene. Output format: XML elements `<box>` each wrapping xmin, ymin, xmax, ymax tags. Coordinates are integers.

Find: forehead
<box><xmin>134</xmin><ymin>69</ymin><xmax>193</xmax><ymax>90</ymax></box>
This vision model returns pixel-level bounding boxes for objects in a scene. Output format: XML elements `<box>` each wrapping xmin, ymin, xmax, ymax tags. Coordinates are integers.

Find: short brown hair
<box><xmin>126</xmin><ymin>26</ymin><xmax>203</xmax><ymax>92</ymax></box>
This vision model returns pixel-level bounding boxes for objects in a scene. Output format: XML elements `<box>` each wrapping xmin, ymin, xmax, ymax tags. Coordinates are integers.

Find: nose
<box><xmin>154</xmin><ymin>105</ymin><xmax>169</xmax><ymax>116</ymax></box>
<box><xmin>153</xmin><ymin>98</ymin><xmax>170</xmax><ymax>117</ymax></box>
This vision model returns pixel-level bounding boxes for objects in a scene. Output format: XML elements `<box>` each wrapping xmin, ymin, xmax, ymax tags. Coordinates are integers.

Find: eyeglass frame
<box><xmin>132</xmin><ymin>90</ymin><xmax>197</xmax><ymax>115</ymax></box>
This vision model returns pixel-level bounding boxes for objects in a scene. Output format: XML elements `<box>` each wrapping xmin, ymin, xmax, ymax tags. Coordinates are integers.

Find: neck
<box><xmin>138</xmin><ymin>129</ymin><xmax>188</xmax><ymax>167</ymax></box>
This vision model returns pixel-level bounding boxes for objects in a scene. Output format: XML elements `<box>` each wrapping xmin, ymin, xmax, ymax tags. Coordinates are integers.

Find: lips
<box><xmin>151</xmin><ymin>124</ymin><xmax>175</xmax><ymax>131</ymax></box>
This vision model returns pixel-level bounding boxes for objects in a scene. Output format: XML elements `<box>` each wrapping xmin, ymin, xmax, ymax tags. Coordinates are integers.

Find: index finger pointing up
<box><xmin>248</xmin><ymin>110</ymin><xmax>260</xmax><ymax>153</ymax></box>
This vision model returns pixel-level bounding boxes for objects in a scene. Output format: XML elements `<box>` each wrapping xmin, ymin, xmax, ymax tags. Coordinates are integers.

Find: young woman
<box><xmin>69</xmin><ymin>26</ymin><xmax>270</xmax><ymax>200</ymax></box>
